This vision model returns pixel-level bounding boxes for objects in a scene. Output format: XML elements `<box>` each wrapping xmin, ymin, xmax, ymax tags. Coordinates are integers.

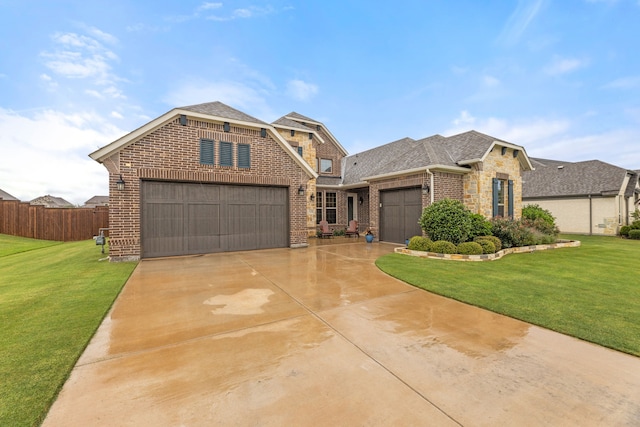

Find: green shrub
<box><xmin>522</xmin><ymin>204</ymin><xmax>557</xmax><ymax>228</ymax></box>
<box><xmin>629</xmin><ymin>229</ymin><xmax>640</xmax><ymax>240</ymax></box>
<box><xmin>620</xmin><ymin>225</ymin><xmax>631</xmax><ymax>237</ymax></box>
<box><xmin>419</xmin><ymin>199</ymin><xmax>472</xmax><ymax>244</ymax></box>
<box><xmin>476</xmin><ymin>239</ymin><xmax>496</xmax><ymax>254</ymax></box>
<box><xmin>631</xmin><ymin>220</ymin><xmax>640</xmax><ymax>230</ymax></box>
<box><xmin>457</xmin><ymin>241</ymin><xmax>483</xmax><ymax>255</ymax></box>
<box><xmin>469</xmin><ymin>213</ymin><xmax>492</xmax><ymax>238</ymax></box>
<box><xmin>333</xmin><ymin>229</ymin><xmax>345</xmax><ymax>236</ymax></box>
<box><xmin>475</xmin><ymin>235</ymin><xmax>502</xmax><ymax>252</ymax></box>
<box><xmin>430</xmin><ymin>240</ymin><xmax>458</xmax><ymax>254</ymax></box>
<box><xmin>407</xmin><ymin>236</ymin><xmax>432</xmax><ymax>251</ymax></box>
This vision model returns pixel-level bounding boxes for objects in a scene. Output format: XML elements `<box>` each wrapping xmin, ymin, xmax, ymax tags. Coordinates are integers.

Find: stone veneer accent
<box><xmin>464</xmin><ymin>146</ymin><xmax>524</xmax><ymax>219</ymax></box>
<box><xmin>105</xmin><ymin>117</ymin><xmax>310</xmax><ymax>261</ymax></box>
<box><xmin>394</xmin><ymin>240</ymin><xmax>581</xmax><ymax>261</ymax></box>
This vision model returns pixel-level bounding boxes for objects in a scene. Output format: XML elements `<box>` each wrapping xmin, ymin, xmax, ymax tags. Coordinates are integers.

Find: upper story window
<box><xmin>297</xmin><ymin>146</ymin><xmax>303</xmax><ymax>156</ymax></box>
<box><xmin>219</xmin><ymin>141</ymin><xmax>233</xmax><ymax>167</ymax></box>
<box><xmin>320</xmin><ymin>158</ymin><xmax>333</xmax><ymax>174</ymax></box>
<box><xmin>200</xmin><ymin>139</ymin><xmax>214</xmax><ymax>165</ymax></box>
<box><xmin>237</xmin><ymin>144</ymin><xmax>251</xmax><ymax>169</ymax></box>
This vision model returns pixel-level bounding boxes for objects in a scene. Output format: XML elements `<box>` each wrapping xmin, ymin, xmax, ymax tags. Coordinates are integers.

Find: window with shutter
<box><xmin>492</xmin><ymin>178</ymin><xmax>506</xmax><ymax>217</ymax></box>
<box><xmin>297</xmin><ymin>146</ymin><xmax>303</xmax><ymax>156</ymax></box>
<box><xmin>219</xmin><ymin>141</ymin><xmax>233</xmax><ymax>167</ymax></box>
<box><xmin>200</xmin><ymin>139</ymin><xmax>214</xmax><ymax>165</ymax></box>
<box><xmin>237</xmin><ymin>144</ymin><xmax>250</xmax><ymax>169</ymax></box>
<box><xmin>508</xmin><ymin>180</ymin><xmax>514</xmax><ymax>218</ymax></box>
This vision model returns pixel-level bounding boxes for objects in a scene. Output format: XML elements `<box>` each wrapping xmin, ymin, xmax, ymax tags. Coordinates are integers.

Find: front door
<box><xmin>347</xmin><ymin>193</ymin><xmax>358</xmax><ymax>223</ymax></box>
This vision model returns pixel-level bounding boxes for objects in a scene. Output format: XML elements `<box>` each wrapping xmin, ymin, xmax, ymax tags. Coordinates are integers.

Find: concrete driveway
<box><xmin>44</xmin><ymin>240</ymin><xmax>640</xmax><ymax>426</ymax></box>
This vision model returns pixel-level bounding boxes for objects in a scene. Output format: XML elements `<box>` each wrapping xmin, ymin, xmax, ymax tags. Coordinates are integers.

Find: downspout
<box><xmin>589</xmin><ymin>194</ymin><xmax>593</xmax><ymax>236</ymax></box>
<box><xmin>426</xmin><ymin>168</ymin><xmax>434</xmax><ymax>204</ymax></box>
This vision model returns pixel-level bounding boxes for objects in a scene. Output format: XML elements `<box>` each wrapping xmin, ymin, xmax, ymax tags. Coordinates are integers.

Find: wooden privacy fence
<box><xmin>0</xmin><ymin>200</ymin><xmax>109</xmax><ymax>242</ymax></box>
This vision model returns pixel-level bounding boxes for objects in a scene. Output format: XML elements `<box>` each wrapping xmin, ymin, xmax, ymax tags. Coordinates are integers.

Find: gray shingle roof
<box><xmin>340</xmin><ymin>130</ymin><xmax>518</xmax><ymax>185</ymax></box>
<box><xmin>30</xmin><ymin>195</ymin><xmax>74</xmax><ymax>208</ymax></box>
<box><xmin>179</xmin><ymin>101</ymin><xmax>267</xmax><ymax>125</ymax></box>
<box><xmin>523</xmin><ymin>158</ymin><xmax>633</xmax><ymax>198</ymax></box>
<box><xmin>272</xmin><ymin>116</ymin><xmax>315</xmax><ymax>131</ymax></box>
<box><xmin>285</xmin><ymin>111</ymin><xmax>317</xmax><ymax>124</ymax></box>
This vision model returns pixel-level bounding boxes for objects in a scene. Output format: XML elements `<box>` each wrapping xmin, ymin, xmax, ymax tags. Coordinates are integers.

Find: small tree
<box><xmin>419</xmin><ymin>199</ymin><xmax>472</xmax><ymax>244</ymax></box>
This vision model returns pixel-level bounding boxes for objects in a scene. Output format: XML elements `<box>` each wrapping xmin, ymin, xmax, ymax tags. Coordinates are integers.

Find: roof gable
<box><xmin>283</xmin><ymin>112</ymin><xmax>348</xmax><ymax>156</ymax></box>
<box><xmin>0</xmin><ymin>188</ymin><xmax>19</xmax><ymax>201</ymax></box>
<box><xmin>89</xmin><ymin>101</ymin><xmax>317</xmax><ymax>179</ymax></box>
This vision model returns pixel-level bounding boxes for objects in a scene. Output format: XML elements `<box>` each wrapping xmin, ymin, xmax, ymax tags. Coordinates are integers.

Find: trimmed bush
<box><xmin>629</xmin><ymin>229</ymin><xmax>640</xmax><ymax>240</ymax></box>
<box><xmin>475</xmin><ymin>235</ymin><xmax>502</xmax><ymax>252</ymax></box>
<box><xmin>619</xmin><ymin>225</ymin><xmax>631</xmax><ymax>237</ymax></box>
<box><xmin>333</xmin><ymin>229</ymin><xmax>345</xmax><ymax>236</ymax></box>
<box><xmin>457</xmin><ymin>241</ymin><xmax>483</xmax><ymax>255</ymax></box>
<box><xmin>631</xmin><ymin>220</ymin><xmax>640</xmax><ymax>230</ymax></box>
<box><xmin>419</xmin><ymin>199</ymin><xmax>472</xmax><ymax>244</ymax></box>
<box><xmin>469</xmin><ymin>213</ymin><xmax>493</xmax><ymax>238</ymax></box>
<box><xmin>476</xmin><ymin>239</ymin><xmax>496</xmax><ymax>254</ymax></box>
<box><xmin>430</xmin><ymin>240</ymin><xmax>457</xmax><ymax>254</ymax></box>
<box><xmin>407</xmin><ymin>236</ymin><xmax>432</xmax><ymax>251</ymax></box>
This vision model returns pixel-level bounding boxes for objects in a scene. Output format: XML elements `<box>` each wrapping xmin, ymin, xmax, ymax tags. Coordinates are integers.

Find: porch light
<box><xmin>116</xmin><ymin>175</ymin><xmax>125</xmax><ymax>191</ymax></box>
<box><xmin>359</xmin><ymin>196</ymin><xmax>364</xmax><ymax>205</ymax></box>
<box><xmin>422</xmin><ymin>184</ymin><xmax>430</xmax><ymax>195</ymax></box>
<box><xmin>501</xmin><ymin>147</ymin><xmax>507</xmax><ymax>155</ymax></box>
<box><xmin>513</xmin><ymin>149</ymin><xmax>519</xmax><ymax>158</ymax></box>
<box><xmin>310</xmin><ymin>194</ymin><xmax>315</xmax><ymax>201</ymax></box>
<box><xmin>298</xmin><ymin>185</ymin><xmax>305</xmax><ymax>196</ymax></box>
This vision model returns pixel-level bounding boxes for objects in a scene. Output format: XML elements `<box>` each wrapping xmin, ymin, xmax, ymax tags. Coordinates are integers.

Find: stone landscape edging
<box><xmin>394</xmin><ymin>239</ymin><xmax>581</xmax><ymax>261</ymax></box>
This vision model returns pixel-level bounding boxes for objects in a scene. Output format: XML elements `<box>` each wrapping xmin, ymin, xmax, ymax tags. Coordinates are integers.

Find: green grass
<box><xmin>376</xmin><ymin>234</ymin><xmax>640</xmax><ymax>357</ymax></box>
<box><xmin>0</xmin><ymin>234</ymin><xmax>137</xmax><ymax>427</ymax></box>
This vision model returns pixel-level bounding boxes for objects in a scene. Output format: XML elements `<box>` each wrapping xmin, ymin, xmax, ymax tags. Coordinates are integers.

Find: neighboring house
<box><xmin>30</xmin><ymin>195</ymin><xmax>74</xmax><ymax>208</ymax></box>
<box><xmin>90</xmin><ymin>101</ymin><xmax>533</xmax><ymax>261</ymax></box>
<box><xmin>83</xmin><ymin>195</ymin><xmax>109</xmax><ymax>208</ymax></box>
<box><xmin>523</xmin><ymin>158</ymin><xmax>640</xmax><ymax>235</ymax></box>
<box><xmin>0</xmin><ymin>189</ymin><xmax>19</xmax><ymax>201</ymax></box>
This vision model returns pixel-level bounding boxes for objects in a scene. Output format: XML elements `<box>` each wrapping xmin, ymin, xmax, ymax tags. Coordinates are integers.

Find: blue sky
<box><xmin>1</xmin><ymin>0</ymin><xmax>639</xmax><ymax>205</ymax></box>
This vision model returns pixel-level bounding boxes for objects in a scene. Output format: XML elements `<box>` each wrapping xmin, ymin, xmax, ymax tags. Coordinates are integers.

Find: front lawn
<box><xmin>0</xmin><ymin>235</ymin><xmax>137</xmax><ymax>427</ymax></box>
<box><xmin>376</xmin><ymin>234</ymin><xmax>640</xmax><ymax>357</ymax></box>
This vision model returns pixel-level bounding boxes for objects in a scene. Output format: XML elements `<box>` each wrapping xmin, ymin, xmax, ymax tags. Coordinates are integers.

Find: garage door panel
<box><xmin>226</xmin><ymin>204</ymin><xmax>258</xmax><ymax>251</ymax></box>
<box><xmin>259</xmin><ymin>204</ymin><xmax>288</xmax><ymax>248</ymax></box>
<box><xmin>142</xmin><ymin>182</ymin><xmax>288</xmax><ymax>258</ymax></box>
<box><xmin>187</xmin><ymin>203</ymin><xmax>221</xmax><ymax>254</ymax></box>
<box><xmin>143</xmin><ymin>203</ymin><xmax>184</xmax><ymax>257</ymax></box>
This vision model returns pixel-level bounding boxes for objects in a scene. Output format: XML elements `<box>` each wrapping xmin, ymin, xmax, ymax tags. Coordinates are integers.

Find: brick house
<box><xmin>90</xmin><ymin>101</ymin><xmax>533</xmax><ymax>261</ymax></box>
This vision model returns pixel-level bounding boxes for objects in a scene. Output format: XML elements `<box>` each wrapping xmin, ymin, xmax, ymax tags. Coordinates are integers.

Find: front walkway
<box><xmin>43</xmin><ymin>239</ymin><xmax>640</xmax><ymax>426</ymax></box>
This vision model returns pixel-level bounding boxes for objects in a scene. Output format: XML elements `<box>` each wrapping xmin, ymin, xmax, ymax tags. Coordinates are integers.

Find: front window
<box><xmin>320</xmin><ymin>158</ymin><xmax>333</xmax><ymax>174</ymax></box>
<box><xmin>497</xmin><ymin>179</ymin><xmax>505</xmax><ymax>217</ymax></box>
<box><xmin>316</xmin><ymin>192</ymin><xmax>322</xmax><ymax>224</ymax></box>
<box><xmin>325</xmin><ymin>192</ymin><xmax>337</xmax><ymax>224</ymax></box>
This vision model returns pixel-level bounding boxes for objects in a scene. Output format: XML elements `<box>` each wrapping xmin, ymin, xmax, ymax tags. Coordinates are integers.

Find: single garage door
<box><xmin>142</xmin><ymin>181</ymin><xmax>288</xmax><ymax>258</ymax></box>
<box><xmin>380</xmin><ymin>187</ymin><xmax>423</xmax><ymax>244</ymax></box>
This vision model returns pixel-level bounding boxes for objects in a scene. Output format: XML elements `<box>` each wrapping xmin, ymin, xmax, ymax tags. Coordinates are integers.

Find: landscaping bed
<box><xmin>396</xmin><ymin>239</ymin><xmax>580</xmax><ymax>261</ymax></box>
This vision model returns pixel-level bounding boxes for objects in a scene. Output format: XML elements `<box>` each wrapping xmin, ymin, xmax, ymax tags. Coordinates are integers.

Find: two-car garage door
<box><xmin>141</xmin><ymin>181</ymin><xmax>288</xmax><ymax>258</ymax></box>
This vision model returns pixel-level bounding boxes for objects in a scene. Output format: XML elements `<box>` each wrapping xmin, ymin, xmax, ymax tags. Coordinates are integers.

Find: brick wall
<box><xmin>104</xmin><ymin>117</ymin><xmax>310</xmax><ymax>260</ymax></box>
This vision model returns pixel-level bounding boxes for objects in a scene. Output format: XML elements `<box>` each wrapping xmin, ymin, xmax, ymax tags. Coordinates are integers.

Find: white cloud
<box><xmin>198</xmin><ymin>2</ymin><xmax>223</xmax><ymax>11</ymax></box>
<box><xmin>163</xmin><ymin>79</ymin><xmax>276</xmax><ymax>119</ymax></box>
<box><xmin>602</xmin><ymin>76</ymin><xmax>640</xmax><ymax>89</ymax></box>
<box><xmin>443</xmin><ymin>110</ymin><xmax>639</xmax><ymax>170</ymax></box>
<box><xmin>40</xmin><ymin>27</ymin><xmax>125</xmax><ymax>98</ymax></box>
<box><xmin>0</xmin><ymin>108</ymin><xmax>126</xmax><ymax>205</ymax></box>
<box><xmin>497</xmin><ymin>0</ymin><xmax>545</xmax><ymax>46</ymax></box>
<box><xmin>445</xmin><ymin>111</ymin><xmax>570</xmax><ymax>147</ymax></box>
<box><xmin>544</xmin><ymin>56</ymin><xmax>588</xmax><ymax>75</ymax></box>
<box><xmin>286</xmin><ymin>79</ymin><xmax>319</xmax><ymax>102</ymax></box>
<box><xmin>110</xmin><ymin>111</ymin><xmax>124</xmax><ymax>119</ymax></box>
<box><xmin>483</xmin><ymin>75</ymin><xmax>501</xmax><ymax>87</ymax></box>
